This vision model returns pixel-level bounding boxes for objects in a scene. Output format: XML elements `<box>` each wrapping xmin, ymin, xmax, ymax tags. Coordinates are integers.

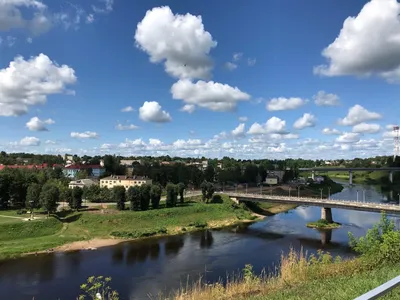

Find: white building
<box><xmin>68</xmin><ymin>179</ymin><xmax>97</xmax><ymax>189</ymax></box>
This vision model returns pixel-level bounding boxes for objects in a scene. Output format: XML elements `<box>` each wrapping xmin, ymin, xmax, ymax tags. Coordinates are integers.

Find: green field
<box><xmin>0</xmin><ymin>195</ymin><xmax>260</xmax><ymax>260</ymax></box>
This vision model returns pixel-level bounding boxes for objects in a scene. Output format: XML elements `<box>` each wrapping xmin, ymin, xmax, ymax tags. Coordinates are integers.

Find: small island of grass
<box><xmin>307</xmin><ymin>219</ymin><xmax>341</xmax><ymax>229</ymax></box>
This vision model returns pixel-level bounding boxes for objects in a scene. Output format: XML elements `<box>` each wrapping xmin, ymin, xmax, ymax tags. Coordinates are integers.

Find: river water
<box><xmin>0</xmin><ymin>181</ymin><xmax>399</xmax><ymax>300</ymax></box>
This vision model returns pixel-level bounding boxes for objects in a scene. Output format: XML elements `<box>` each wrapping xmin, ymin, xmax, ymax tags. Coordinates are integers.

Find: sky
<box><xmin>0</xmin><ymin>0</ymin><xmax>399</xmax><ymax>160</ymax></box>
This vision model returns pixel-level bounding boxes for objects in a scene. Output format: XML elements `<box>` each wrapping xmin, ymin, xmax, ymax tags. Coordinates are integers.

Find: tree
<box><xmin>72</xmin><ymin>187</ymin><xmax>83</xmax><ymax>210</ymax></box>
<box><xmin>0</xmin><ymin>173</ymin><xmax>10</xmax><ymax>209</ymax></box>
<box><xmin>166</xmin><ymin>183</ymin><xmax>177</xmax><ymax>207</ymax></box>
<box><xmin>200</xmin><ymin>180</ymin><xmax>215</xmax><ymax>202</ymax></box>
<box><xmin>204</xmin><ymin>165</ymin><xmax>215</xmax><ymax>182</ymax></box>
<box><xmin>25</xmin><ymin>183</ymin><xmax>41</xmax><ymax>215</ymax></box>
<box><xmin>200</xmin><ymin>181</ymin><xmax>208</xmax><ymax>202</ymax></box>
<box><xmin>76</xmin><ymin>170</ymin><xmax>88</xmax><ymax>180</ymax></box>
<box><xmin>85</xmin><ymin>184</ymin><xmax>101</xmax><ymax>202</ymax></box>
<box><xmin>99</xmin><ymin>187</ymin><xmax>111</xmax><ymax>203</ymax></box>
<box><xmin>140</xmin><ymin>184</ymin><xmax>151</xmax><ymax>211</ymax></box>
<box><xmin>127</xmin><ymin>186</ymin><xmax>141</xmax><ymax>211</ymax></box>
<box><xmin>150</xmin><ymin>184</ymin><xmax>162</xmax><ymax>209</ymax></box>
<box><xmin>112</xmin><ymin>186</ymin><xmax>126</xmax><ymax>210</ymax></box>
<box><xmin>206</xmin><ymin>182</ymin><xmax>215</xmax><ymax>200</ymax></box>
<box><xmin>62</xmin><ymin>188</ymin><xmax>73</xmax><ymax>207</ymax></box>
<box><xmin>39</xmin><ymin>184</ymin><xmax>59</xmax><ymax>216</ymax></box>
<box><xmin>177</xmin><ymin>182</ymin><xmax>185</xmax><ymax>204</ymax></box>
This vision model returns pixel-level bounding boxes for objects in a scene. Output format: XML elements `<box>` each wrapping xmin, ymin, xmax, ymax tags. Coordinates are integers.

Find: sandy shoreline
<box><xmin>54</xmin><ymin>238</ymin><xmax>127</xmax><ymax>252</ymax></box>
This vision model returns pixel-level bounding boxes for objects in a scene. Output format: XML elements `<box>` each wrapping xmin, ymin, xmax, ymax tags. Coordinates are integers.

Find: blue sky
<box><xmin>0</xmin><ymin>0</ymin><xmax>399</xmax><ymax>159</ymax></box>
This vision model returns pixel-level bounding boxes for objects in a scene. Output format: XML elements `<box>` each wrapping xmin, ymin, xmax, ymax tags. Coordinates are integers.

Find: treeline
<box><xmin>0</xmin><ymin>167</ymin><xmax>67</xmax><ymax>210</ymax></box>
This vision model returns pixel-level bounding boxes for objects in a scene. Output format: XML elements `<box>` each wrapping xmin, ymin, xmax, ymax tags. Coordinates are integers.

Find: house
<box><xmin>68</xmin><ymin>179</ymin><xmax>97</xmax><ymax>189</ymax></box>
<box><xmin>0</xmin><ymin>163</ymin><xmax>49</xmax><ymax>171</ymax></box>
<box><xmin>63</xmin><ymin>164</ymin><xmax>105</xmax><ymax>178</ymax></box>
<box><xmin>267</xmin><ymin>170</ymin><xmax>285</xmax><ymax>183</ymax></box>
<box><xmin>120</xmin><ymin>159</ymin><xmax>135</xmax><ymax>166</ymax></box>
<box><xmin>265</xmin><ymin>176</ymin><xmax>278</xmax><ymax>185</ymax></box>
<box><xmin>100</xmin><ymin>175</ymin><xmax>152</xmax><ymax>190</ymax></box>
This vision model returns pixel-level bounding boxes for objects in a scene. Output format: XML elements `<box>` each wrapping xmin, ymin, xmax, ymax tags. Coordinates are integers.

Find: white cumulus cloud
<box><xmin>322</xmin><ymin>128</ymin><xmax>342</xmax><ymax>135</ymax></box>
<box><xmin>115</xmin><ymin>123</ymin><xmax>139</xmax><ymax>130</ymax></box>
<box><xmin>134</xmin><ymin>6</ymin><xmax>217</xmax><ymax>80</ymax></box>
<box><xmin>19</xmin><ymin>136</ymin><xmax>40</xmax><ymax>146</ymax></box>
<box><xmin>0</xmin><ymin>53</ymin><xmax>76</xmax><ymax>117</ymax></box>
<box><xmin>238</xmin><ymin>116</ymin><xmax>248</xmax><ymax>122</ymax></box>
<box><xmin>171</xmin><ymin>79</ymin><xmax>250</xmax><ymax>112</ymax></box>
<box><xmin>224</xmin><ymin>62</ymin><xmax>237</xmax><ymax>71</ymax></box>
<box><xmin>121</xmin><ymin>106</ymin><xmax>134</xmax><ymax>112</ymax></box>
<box><xmin>336</xmin><ymin>132</ymin><xmax>361</xmax><ymax>143</ymax></box>
<box><xmin>352</xmin><ymin>123</ymin><xmax>381</xmax><ymax>134</ymax></box>
<box><xmin>71</xmin><ymin>131</ymin><xmax>99</xmax><ymax>139</ymax></box>
<box><xmin>293</xmin><ymin>113</ymin><xmax>316</xmax><ymax>130</ymax></box>
<box><xmin>180</xmin><ymin>104</ymin><xmax>195</xmax><ymax>114</ymax></box>
<box><xmin>139</xmin><ymin>101</ymin><xmax>171</xmax><ymax>123</ymax></box>
<box><xmin>314</xmin><ymin>0</ymin><xmax>400</xmax><ymax>83</ymax></box>
<box><xmin>266</xmin><ymin>97</ymin><xmax>307</xmax><ymax>111</ymax></box>
<box><xmin>231</xmin><ymin>123</ymin><xmax>245</xmax><ymax>138</ymax></box>
<box><xmin>313</xmin><ymin>91</ymin><xmax>340</xmax><ymax>106</ymax></box>
<box><xmin>26</xmin><ymin>117</ymin><xmax>55</xmax><ymax>131</ymax></box>
<box><xmin>338</xmin><ymin>104</ymin><xmax>382</xmax><ymax>126</ymax></box>
<box><xmin>248</xmin><ymin>117</ymin><xmax>287</xmax><ymax>135</ymax></box>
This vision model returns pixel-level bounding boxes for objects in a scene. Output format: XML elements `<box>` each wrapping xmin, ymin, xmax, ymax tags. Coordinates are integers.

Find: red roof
<box><xmin>64</xmin><ymin>164</ymin><xmax>104</xmax><ymax>170</ymax></box>
<box><xmin>0</xmin><ymin>163</ymin><xmax>48</xmax><ymax>170</ymax></box>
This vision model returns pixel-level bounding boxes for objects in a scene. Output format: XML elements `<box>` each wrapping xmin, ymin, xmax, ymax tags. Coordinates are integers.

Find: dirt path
<box><xmin>54</xmin><ymin>239</ymin><xmax>124</xmax><ymax>252</ymax></box>
<box><xmin>0</xmin><ymin>215</ymin><xmax>25</xmax><ymax>219</ymax></box>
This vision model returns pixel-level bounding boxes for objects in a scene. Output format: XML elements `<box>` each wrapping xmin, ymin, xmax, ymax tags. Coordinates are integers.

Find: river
<box><xmin>0</xmin><ymin>181</ymin><xmax>399</xmax><ymax>300</ymax></box>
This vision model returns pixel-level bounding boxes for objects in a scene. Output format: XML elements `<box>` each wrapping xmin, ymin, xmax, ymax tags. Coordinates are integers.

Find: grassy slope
<box><xmin>0</xmin><ymin>195</ymin><xmax>256</xmax><ymax>260</ymax></box>
<box><xmin>251</xmin><ymin>264</ymin><xmax>400</xmax><ymax>300</ymax></box>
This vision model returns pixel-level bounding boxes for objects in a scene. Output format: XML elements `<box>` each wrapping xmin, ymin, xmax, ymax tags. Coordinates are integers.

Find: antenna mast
<box><xmin>394</xmin><ymin>125</ymin><xmax>399</xmax><ymax>160</ymax></box>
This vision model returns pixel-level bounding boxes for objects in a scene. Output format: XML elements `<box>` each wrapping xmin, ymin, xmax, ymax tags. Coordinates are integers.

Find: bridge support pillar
<box><xmin>320</xmin><ymin>230</ymin><xmax>332</xmax><ymax>246</ymax></box>
<box><xmin>389</xmin><ymin>171</ymin><xmax>393</xmax><ymax>183</ymax></box>
<box><xmin>349</xmin><ymin>170</ymin><xmax>353</xmax><ymax>185</ymax></box>
<box><xmin>311</xmin><ymin>170</ymin><xmax>315</xmax><ymax>180</ymax></box>
<box><xmin>321</xmin><ymin>207</ymin><xmax>333</xmax><ymax>223</ymax></box>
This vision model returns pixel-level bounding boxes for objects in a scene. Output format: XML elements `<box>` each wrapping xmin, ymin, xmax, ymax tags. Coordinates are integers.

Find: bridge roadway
<box><xmin>225</xmin><ymin>192</ymin><xmax>400</xmax><ymax>214</ymax></box>
<box><xmin>298</xmin><ymin>167</ymin><xmax>400</xmax><ymax>172</ymax></box>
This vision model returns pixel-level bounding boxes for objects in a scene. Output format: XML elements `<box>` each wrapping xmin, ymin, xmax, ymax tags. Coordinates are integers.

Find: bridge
<box><xmin>298</xmin><ymin>167</ymin><xmax>400</xmax><ymax>185</ymax></box>
<box><xmin>225</xmin><ymin>192</ymin><xmax>400</xmax><ymax>223</ymax></box>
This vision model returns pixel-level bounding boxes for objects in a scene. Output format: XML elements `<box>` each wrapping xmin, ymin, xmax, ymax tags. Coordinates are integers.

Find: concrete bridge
<box><xmin>299</xmin><ymin>167</ymin><xmax>400</xmax><ymax>185</ymax></box>
<box><xmin>225</xmin><ymin>192</ymin><xmax>400</xmax><ymax>223</ymax></box>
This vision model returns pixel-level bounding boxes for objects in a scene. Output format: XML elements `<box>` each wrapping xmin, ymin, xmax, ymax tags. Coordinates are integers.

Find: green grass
<box><xmin>0</xmin><ymin>194</ymin><xmax>255</xmax><ymax>260</ymax></box>
<box><xmin>306</xmin><ymin>219</ymin><xmax>341</xmax><ymax>229</ymax></box>
<box><xmin>0</xmin><ymin>215</ymin><xmax>24</xmax><ymax>224</ymax></box>
<box><xmin>250</xmin><ymin>264</ymin><xmax>400</xmax><ymax>300</ymax></box>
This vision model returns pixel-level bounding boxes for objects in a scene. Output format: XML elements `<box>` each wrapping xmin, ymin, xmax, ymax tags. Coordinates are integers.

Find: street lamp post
<box><xmin>328</xmin><ymin>187</ymin><xmax>331</xmax><ymax>200</ymax></box>
<box><xmin>235</xmin><ymin>184</ymin><xmax>237</xmax><ymax>193</ymax></box>
<box><xmin>297</xmin><ymin>186</ymin><xmax>300</xmax><ymax>199</ymax></box>
<box><xmin>260</xmin><ymin>184</ymin><xmax>262</xmax><ymax>195</ymax></box>
<box><xmin>363</xmin><ymin>189</ymin><xmax>366</xmax><ymax>203</ymax></box>
<box><xmin>319</xmin><ymin>188</ymin><xmax>323</xmax><ymax>200</ymax></box>
<box><xmin>356</xmin><ymin>190</ymin><xmax>359</xmax><ymax>202</ymax></box>
<box><xmin>289</xmin><ymin>186</ymin><xmax>291</xmax><ymax>197</ymax></box>
<box><xmin>245</xmin><ymin>183</ymin><xmax>248</xmax><ymax>194</ymax></box>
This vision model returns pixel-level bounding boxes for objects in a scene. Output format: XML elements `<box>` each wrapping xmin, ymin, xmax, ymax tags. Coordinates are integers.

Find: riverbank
<box><xmin>0</xmin><ymin>194</ymin><xmax>296</xmax><ymax>260</ymax></box>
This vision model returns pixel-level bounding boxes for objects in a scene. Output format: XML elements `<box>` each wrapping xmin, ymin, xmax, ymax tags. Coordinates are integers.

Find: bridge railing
<box><xmin>354</xmin><ymin>275</ymin><xmax>400</xmax><ymax>300</ymax></box>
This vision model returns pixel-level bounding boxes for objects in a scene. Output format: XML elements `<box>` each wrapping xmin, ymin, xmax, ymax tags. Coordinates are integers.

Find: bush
<box><xmin>349</xmin><ymin>212</ymin><xmax>400</xmax><ymax>266</ymax></box>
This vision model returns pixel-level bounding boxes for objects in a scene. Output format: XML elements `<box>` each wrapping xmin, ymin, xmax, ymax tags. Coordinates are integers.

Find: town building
<box><xmin>100</xmin><ymin>175</ymin><xmax>152</xmax><ymax>190</ymax></box>
<box><xmin>0</xmin><ymin>163</ymin><xmax>52</xmax><ymax>171</ymax></box>
<box><xmin>63</xmin><ymin>164</ymin><xmax>105</xmax><ymax>178</ymax></box>
<box><xmin>68</xmin><ymin>179</ymin><xmax>97</xmax><ymax>189</ymax></box>
<box><xmin>265</xmin><ymin>176</ymin><xmax>278</xmax><ymax>185</ymax></box>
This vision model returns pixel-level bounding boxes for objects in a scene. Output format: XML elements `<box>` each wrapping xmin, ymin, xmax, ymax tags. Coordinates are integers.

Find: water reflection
<box><xmin>111</xmin><ymin>245</ymin><xmax>124</xmax><ymax>265</ymax></box>
<box><xmin>164</xmin><ymin>236</ymin><xmax>185</xmax><ymax>256</ymax></box>
<box><xmin>199</xmin><ymin>230</ymin><xmax>214</xmax><ymax>248</ymax></box>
